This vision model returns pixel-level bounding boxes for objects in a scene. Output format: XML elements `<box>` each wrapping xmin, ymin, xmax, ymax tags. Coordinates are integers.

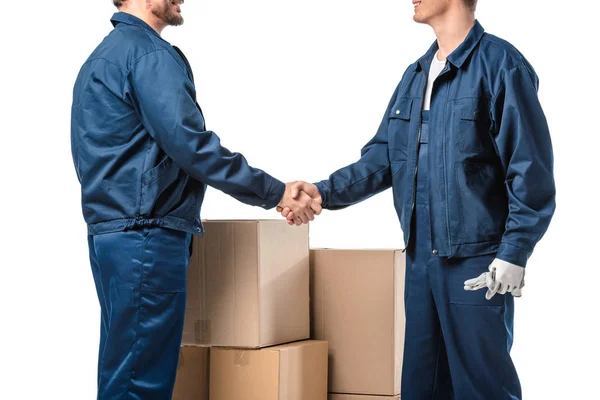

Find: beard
<box><xmin>149</xmin><ymin>0</ymin><xmax>184</xmax><ymax>27</ymax></box>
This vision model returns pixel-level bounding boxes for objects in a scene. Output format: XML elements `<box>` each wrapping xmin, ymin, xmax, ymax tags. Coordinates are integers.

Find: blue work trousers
<box><xmin>88</xmin><ymin>227</ymin><xmax>192</xmax><ymax>399</ymax></box>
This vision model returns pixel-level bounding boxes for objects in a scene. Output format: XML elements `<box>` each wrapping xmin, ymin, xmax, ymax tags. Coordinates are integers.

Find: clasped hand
<box><xmin>277</xmin><ymin>181</ymin><xmax>323</xmax><ymax>225</ymax></box>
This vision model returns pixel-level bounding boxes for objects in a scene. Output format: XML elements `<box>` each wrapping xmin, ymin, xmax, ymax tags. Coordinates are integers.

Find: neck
<box><xmin>119</xmin><ymin>6</ymin><xmax>167</xmax><ymax>35</ymax></box>
<box><xmin>430</xmin><ymin>11</ymin><xmax>475</xmax><ymax>61</ymax></box>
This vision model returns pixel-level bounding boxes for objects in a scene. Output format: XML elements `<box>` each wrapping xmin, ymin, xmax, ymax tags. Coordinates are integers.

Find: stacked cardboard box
<box><xmin>173</xmin><ymin>346</ymin><xmax>209</xmax><ymax>400</ymax></box>
<box><xmin>211</xmin><ymin>340</ymin><xmax>328</xmax><ymax>400</ymax></box>
<box><xmin>311</xmin><ymin>249</ymin><xmax>406</xmax><ymax>399</ymax></box>
<box><xmin>173</xmin><ymin>220</ymin><xmax>328</xmax><ymax>400</ymax></box>
<box><xmin>173</xmin><ymin>221</ymin><xmax>407</xmax><ymax>399</ymax></box>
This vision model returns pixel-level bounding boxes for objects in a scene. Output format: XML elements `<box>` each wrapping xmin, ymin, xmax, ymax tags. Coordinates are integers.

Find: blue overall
<box><xmin>400</xmin><ymin>111</ymin><xmax>522</xmax><ymax>400</ymax></box>
<box><xmin>88</xmin><ymin>227</ymin><xmax>192</xmax><ymax>399</ymax></box>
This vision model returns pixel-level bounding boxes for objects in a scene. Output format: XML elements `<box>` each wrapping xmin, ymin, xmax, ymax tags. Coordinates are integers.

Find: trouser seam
<box><xmin>91</xmin><ymin>235</ymin><xmax>108</xmax><ymax>394</ymax></box>
<box><xmin>124</xmin><ymin>228</ymin><xmax>151</xmax><ymax>399</ymax></box>
<box><xmin>90</xmin><ymin>238</ymin><xmax>101</xmax><ymax>379</ymax></box>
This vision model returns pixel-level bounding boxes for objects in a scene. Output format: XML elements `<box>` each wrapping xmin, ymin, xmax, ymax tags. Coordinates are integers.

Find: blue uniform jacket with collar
<box><xmin>315</xmin><ymin>20</ymin><xmax>556</xmax><ymax>267</ymax></box>
<box><xmin>71</xmin><ymin>12</ymin><xmax>285</xmax><ymax>236</ymax></box>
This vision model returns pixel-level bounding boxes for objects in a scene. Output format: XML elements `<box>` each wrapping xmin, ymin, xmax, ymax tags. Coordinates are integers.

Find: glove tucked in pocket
<box><xmin>446</xmin><ymin>253</ymin><xmax>505</xmax><ymax>307</ymax></box>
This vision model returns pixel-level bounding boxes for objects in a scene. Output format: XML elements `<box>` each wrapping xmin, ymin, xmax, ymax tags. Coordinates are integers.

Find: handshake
<box><xmin>276</xmin><ymin>181</ymin><xmax>322</xmax><ymax>225</ymax></box>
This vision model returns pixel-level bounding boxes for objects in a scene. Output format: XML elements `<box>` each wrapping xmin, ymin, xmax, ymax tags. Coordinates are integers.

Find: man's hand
<box><xmin>276</xmin><ymin>181</ymin><xmax>323</xmax><ymax>226</ymax></box>
<box><xmin>464</xmin><ymin>258</ymin><xmax>525</xmax><ymax>300</ymax></box>
<box><xmin>277</xmin><ymin>181</ymin><xmax>323</xmax><ymax>226</ymax></box>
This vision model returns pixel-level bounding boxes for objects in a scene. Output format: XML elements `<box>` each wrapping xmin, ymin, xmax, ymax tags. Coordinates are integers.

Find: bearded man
<box><xmin>70</xmin><ymin>1</ymin><xmax>321</xmax><ymax>398</ymax></box>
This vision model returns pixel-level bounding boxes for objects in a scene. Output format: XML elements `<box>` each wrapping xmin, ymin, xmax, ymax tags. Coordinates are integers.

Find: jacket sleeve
<box><xmin>491</xmin><ymin>65</ymin><xmax>556</xmax><ymax>267</ymax></box>
<box><xmin>125</xmin><ymin>49</ymin><xmax>285</xmax><ymax>209</ymax></box>
<box><xmin>314</xmin><ymin>85</ymin><xmax>399</xmax><ymax>210</ymax></box>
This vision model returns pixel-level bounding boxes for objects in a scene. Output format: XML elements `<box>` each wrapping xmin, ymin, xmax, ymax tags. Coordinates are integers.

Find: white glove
<box><xmin>464</xmin><ymin>258</ymin><xmax>525</xmax><ymax>300</ymax></box>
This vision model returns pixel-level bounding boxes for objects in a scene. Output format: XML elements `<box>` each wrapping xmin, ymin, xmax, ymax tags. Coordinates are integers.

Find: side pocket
<box><xmin>447</xmin><ymin>253</ymin><xmax>504</xmax><ymax>306</ymax></box>
<box><xmin>142</xmin><ymin>156</ymin><xmax>176</xmax><ymax>187</ymax></box>
<box><xmin>453</xmin><ymin>162</ymin><xmax>506</xmax><ymax>243</ymax></box>
<box><xmin>141</xmin><ymin>228</ymin><xmax>190</xmax><ymax>293</ymax></box>
<box><xmin>140</xmin><ymin>157</ymin><xmax>181</xmax><ymax>215</ymax></box>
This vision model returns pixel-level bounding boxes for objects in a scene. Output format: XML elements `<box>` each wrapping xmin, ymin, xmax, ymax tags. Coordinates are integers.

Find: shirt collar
<box><xmin>110</xmin><ymin>12</ymin><xmax>162</xmax><ymax>38</ymax></box>
<box><xmin>413</xmin><ymin>19</ymin><xmax>485</xmax><ymax>72</ymax></box>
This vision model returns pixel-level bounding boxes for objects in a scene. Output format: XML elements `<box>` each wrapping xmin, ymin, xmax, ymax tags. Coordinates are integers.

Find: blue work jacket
<box><xmin>315</xmin><ymin>20</ymin><xmax>556</xmax><ymax>267</ymax></box>
<box><xmin>71</xmin><ymin>13</ymin><xmax>285</xmax><ymax>235</ymax></box>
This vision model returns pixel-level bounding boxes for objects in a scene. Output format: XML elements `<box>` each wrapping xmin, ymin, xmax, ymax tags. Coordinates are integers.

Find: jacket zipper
<box><xmin>403</xmin><ymin>61</ymin><xmax>428</xmax><ymax>252</ymax></box>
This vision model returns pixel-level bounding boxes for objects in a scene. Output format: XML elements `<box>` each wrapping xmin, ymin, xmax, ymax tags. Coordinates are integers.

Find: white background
<box><xmin>1</xmin><ymin>0</ymin><xmax>598</xmax><ymax>398</ymax></box>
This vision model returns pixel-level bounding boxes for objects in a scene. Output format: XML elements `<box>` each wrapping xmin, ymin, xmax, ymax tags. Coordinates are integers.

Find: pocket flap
<box><xmin>459</xmin><ymin>107</ymin><xmax>481</xmax><ymax>120</ymax></box>
<box><xmin>389</xmin><ymin>98</ymin><xmax>413</xmax><ymax>120</ymax></box>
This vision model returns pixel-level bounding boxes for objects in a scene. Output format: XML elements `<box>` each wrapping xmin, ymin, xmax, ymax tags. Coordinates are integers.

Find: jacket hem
<box><xmin>87</xmin><ymin>216</ymin><xmax>203</xmax><ymax>236</ymax></box>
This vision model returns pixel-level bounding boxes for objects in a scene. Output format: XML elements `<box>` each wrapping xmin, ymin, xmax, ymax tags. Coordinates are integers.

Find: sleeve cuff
<box><xmin>496</xmin><ymin>242</ymin><xmax>531</xmax><ymax>268</ymax></box>
<box><xmin>260</xmin><ymin>178</ymin><xmax>286</xmax><ymax>210</ymax></box>
<box><xmin>314</xmin><ymin>180</ymin><xmax>331</xmax><ymax>209</ymax></box>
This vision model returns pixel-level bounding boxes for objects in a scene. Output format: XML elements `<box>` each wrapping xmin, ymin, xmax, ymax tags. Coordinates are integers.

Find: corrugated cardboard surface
<box><xmin>310</xmin><ymin>249</ymin><xmax>406</xmax><ymax>396</ymax></box>
<box><xmin>257</xmin><ymin>222</ymin><xmax>311</xmax><ymax>346</ymax></box>
<box><xmin>172</xmin><ymin>346</ymin><xmax>209</xmax><ymax>400</ymax></box>
<box><xmin>210</xmin><ymin>340</ymin><xmax>328</xmax><ymax>400</ymax></box>
<box><xmin>328</xmin><ymin>395</ymin><xmax>401</xmax><ymax>400</ymax></box>
<box><xmin>183</xmin><ymin>220</ymin><xmax>310</xmax><ymax>348</ymax></box>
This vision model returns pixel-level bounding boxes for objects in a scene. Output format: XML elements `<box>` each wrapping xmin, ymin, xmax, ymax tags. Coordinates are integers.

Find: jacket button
<box><xmin>261</xmin><ymin>204</ymin><xmax>266</xmax><ymax>207</ymax></box>
<box><xmin>395</xmin><ymin>110</ymin><xmax>401</xmax><ymax>115</ymax></box>
<box><xmin>196</xmin><ymin>227</ymin><xmax>202</xmax><ymax>231</ymax></box>
<box><xmin>432</xmin><ymin>249</ymin><xmax>439</xmax><ymax>255</ymax></box>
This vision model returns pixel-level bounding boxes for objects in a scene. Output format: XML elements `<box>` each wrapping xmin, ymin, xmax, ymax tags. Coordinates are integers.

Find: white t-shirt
<box><xmin>423</xmin><ymin>51</ymin><xmax>446</xmax><ymax>111</ymax></box>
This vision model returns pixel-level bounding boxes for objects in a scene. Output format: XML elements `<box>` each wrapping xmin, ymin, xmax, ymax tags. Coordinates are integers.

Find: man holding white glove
<box><xmin>279</xmin><ymin>0</ymin><xmax>555</xmax><ymax>398</ymax></box>
<box><xmin>465</xmin><ymin>258</ymin><xmax>525</xmax><ymax>299</ymax></box>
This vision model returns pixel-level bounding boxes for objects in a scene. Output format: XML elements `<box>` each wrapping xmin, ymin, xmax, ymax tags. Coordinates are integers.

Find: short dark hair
<box><xmin>464</xmin><ymin>0</ymin><xmax>477</xmax><ymax>10</ymax></box>
<box><xmin>113</xmin><ymin>0</ymin><xmax>125</xmax><ymax>8</ymax></box>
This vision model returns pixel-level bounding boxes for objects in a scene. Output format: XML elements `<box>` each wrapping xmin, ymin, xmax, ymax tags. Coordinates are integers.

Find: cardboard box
<box><xmin>210</xmin><ymin>340</ymin><xmax>328</xmax><ymax>400</ymax></box>
<box><xmin>183</xmin><ymin>220</ymin><xmax>310</xmax><ymax>348</ymax></box>
<box><xmin>172</xmin><ymin>346</ymin><xmax>209</xmax><ymax>400</ymax></box>
<box><xmin>311</xmin><ymin>249</ymin><xmax>406</xmax><ymax>396</ymax></box>
<box><xmin>329</xmin><ymin>395</ymin><xmax>400</xmax><ymax>400</ymax></box>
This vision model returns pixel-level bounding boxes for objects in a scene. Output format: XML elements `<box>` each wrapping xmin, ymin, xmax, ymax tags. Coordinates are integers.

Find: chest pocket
<box><xmin>454</xmin><ymin>98</ymin><xmax>495</xmax><ymax>155</ymax></box>
<box><xmin>388</xmin><ymin>97</ymin><xmax>413</xmax><ymax>154</ymax></box>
